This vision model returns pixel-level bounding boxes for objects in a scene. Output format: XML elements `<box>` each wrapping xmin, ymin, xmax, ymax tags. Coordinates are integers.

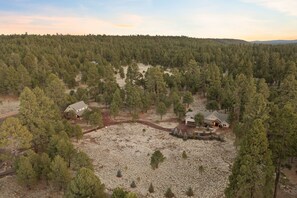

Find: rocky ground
<box><xmin>74</xmin><ymin>123</ymin><xmax>236</xmax><ymax>198</ymax></box>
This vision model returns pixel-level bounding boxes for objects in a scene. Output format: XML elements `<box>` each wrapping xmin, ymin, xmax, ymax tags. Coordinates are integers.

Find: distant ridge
<box><xmin>251</xmin><ymin>40</ymin><xmax>297</xmax><ymax>45</ymax></box>
<box><xmin>211</xmin><ymin>39</ymin><xmax>248</xmax><ymax>44</ymax></box>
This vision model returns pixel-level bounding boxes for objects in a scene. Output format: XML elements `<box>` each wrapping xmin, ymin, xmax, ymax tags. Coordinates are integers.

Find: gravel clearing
<box><xmin>74</xmin><ymin>123</ymin><xmax>236</xmax><ymax>198</ymax></box>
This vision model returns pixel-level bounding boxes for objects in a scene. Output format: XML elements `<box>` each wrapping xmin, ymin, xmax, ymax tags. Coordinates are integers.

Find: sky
<box><xmin>0</xmin><ymin>0</ymin><xmax>296</xmax><ymax>41</ymax></box>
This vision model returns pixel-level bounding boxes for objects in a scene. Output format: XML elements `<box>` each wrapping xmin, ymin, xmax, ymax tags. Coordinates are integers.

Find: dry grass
<box><xmin>74</xmin><ymin>123</ymin><xmax>236</xmax><ymax>198</ymax></box>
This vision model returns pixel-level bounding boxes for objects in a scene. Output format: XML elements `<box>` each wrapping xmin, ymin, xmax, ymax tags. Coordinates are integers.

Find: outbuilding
<box><xmin>64</xmin><ymin>101</ymin><xmax>88</xmax><ymax>117</ymax></box>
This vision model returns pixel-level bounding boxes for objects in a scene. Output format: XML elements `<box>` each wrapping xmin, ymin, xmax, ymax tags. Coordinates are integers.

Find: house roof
<box><xmin>65</xmin><ymin>101</ymin><xmax>88</xmax><ymax>116</ymax></box>
<box><xmin>186</xmin><ymin>110</ymin><xmax>229</xmax><ymax>124</ymax></box>
<box><xmin>68</xmin><ymin>101</ymin><xmax>87</xmax><ymax>110</ymax></box>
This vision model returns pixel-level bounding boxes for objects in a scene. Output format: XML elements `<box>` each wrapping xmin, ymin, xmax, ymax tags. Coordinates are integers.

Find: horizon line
<box><xmin>1</xmin><ymin>33</ymin><xmax>296</xmax><ymax>42</ymax></box>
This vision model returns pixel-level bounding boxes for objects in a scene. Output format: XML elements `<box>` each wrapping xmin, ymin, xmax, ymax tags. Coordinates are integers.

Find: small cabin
<box><xmin>185</xmin><ymin>110</ymin><xmax>229</xmax><ymax>128</ymax></box>
<box><xmin>64</xmin><ymin>101</ymin><xmax>88</xmax><ymax>117</ymax></box>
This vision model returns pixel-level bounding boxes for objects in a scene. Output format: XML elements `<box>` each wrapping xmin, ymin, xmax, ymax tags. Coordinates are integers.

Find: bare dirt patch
<box><xmin>0</xmin><ymin>96</ymin><xmax>19</xmax><ymax>120</ymax></box>
<box><xmin>0</xmin><ymin>176</ymin><xmax>63</xmax><ymax>198</ymax></box>
<box><xmin>74</xmin><ymin>123</ymin><xmax>236</xmax><ymax>198</ymax></box>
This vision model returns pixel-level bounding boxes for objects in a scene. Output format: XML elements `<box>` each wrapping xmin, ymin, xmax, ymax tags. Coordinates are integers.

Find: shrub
<box><xmin>182</xmin><ymin>151</ymin><xmax>188</xmax><ymax>159</ymax></box>
<box><xmin>186</xmin><ymin>187</ymin><xmax>194</xmax><ymax>197</ymax></box>
<box><xmin>150</xmin><ymin>150</ymin><xmax>165</xmax><ymax>169</ymax></box>
<box><xmin>164</xmin><ymin>187</ymin><xmax>175</xmax><ymax>198</ymax></box>
<box><xmin>130</xmin><ymin>180</ymin><xmax>136</xmax><ymax>188</ymax></box>
<box><xmin>148</xmin><ymin>183</ymin><xmax>154</xmax><ymax>193</ymax></box>
<box><xmin>199</xmin><ymin>165</ymin><xmax>204</xmax><ymax>174</ymax></box>
<box><xmin>117</xmin><ymin>170</ymin><xmax>122</xmax><ymax>178</ymax></box>
<box><xmin>111</xmin><ymin>187</ymin><xmax>127</xmax><ymax>198</ymax></box>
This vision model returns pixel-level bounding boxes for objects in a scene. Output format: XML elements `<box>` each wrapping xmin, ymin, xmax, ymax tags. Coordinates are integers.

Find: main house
<box><xmin>185</xmin><ymin>110</ymin><xmax>229</xmax><ymax>128</ymax></box>
<box><xmin>64</xmin><ymin>101</ymin><xmax>88</xmax><ymax>117</ymax></box>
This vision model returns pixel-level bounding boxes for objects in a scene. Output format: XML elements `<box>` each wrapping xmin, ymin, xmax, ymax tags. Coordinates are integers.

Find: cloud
<box><xmin>0</xmin><ymin>12</ymin><xmax>142</xmax><ymax>35</ymax></box>
<box><xmin>242</xmin><ymin>0</ymin><xmax>297</xmax><ymax>16</ymax></box>
<box><xmin>0</xmin><ymin>9</ymin><xmax>296</xmax><ymax>40</ymax></box>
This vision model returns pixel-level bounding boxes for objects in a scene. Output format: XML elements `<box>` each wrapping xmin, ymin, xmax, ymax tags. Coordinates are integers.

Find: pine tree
<box><xmin>44</xmin><ymin>73</ymin><xmax>67</xmax><ymax>108</ymax></box>
<box><xmin>225</xmin><ymin>119</ymin><xmax>274</xmax><ymax>198</ymax></box>
<box><xmin>110</xmin><ymin>89</ymin><xmax>121</xmax><ymax>118</ymax></box>
<box><xmin>182</xmin><ymin>151</ymin><xmax>188</xmax><ymax>159</ymax></box>
<box><xmin>39</xmin><ymin>152</ymin><xmax>51</xmax><ymax>181</ymax></box>
<box><xmin>174</xmin><ymin>102</ymin><xmax>186</xmax><ymax>120</ymax></box>
<box><xmin>145</xmin><ymin>67</ymin><xmax>167</xmax><ymax>102</ymax></box>
<box><xmin>16</xmin><ymin>156</ymin><xmax>37</xmax><ymax>189</ymax></box>
<box><xmin>269</xmin><ymin>103</ymin><xmax>297</xmax><ymax>198</ymax></box>
<box><xmin>150</xmin><ymin>150</ymin><xmax>165</xmax><ymax>169</ymax></box>
<box><xmin>130</xmin><ymin>180</ymin><xmax>136</xmax><ymax>188</ymax></box>
<box><xmin>183</xmin><ymin>91</ymin><xmax>193</xmax><ymax>108</ymax></box>
<box><xmin>164</xmin><ymin>187</ymin><xmax>175</xmax><ymax>198</ymax></box>
<box><xmin>186</xmin><ymin>187</ymin><xmax>194</xmax><ymax>197</ymax></box>
<box><xmin>65</xmin><ymin>168</ymin><xmax>106</xmax><ymax>198</ymax></box>
<box><xmin>19</xmin><ymin>87</ymin><xmax>60</xmax><ymax>152</ymax></box>
<box><xmin>73</xmin><ymin>151</ymin><xmax>93</xmax><ymax>171</ymax></box>
<box><xmin>0</xmin><ymin>117</ymin><xmax>32</xmax><ymax>155</ymax></box>
<box><xmin>148</xmin><ymin>183</ymin><xmax>154</xmax><ymax>193</ymax></box>
<box><xmin>112</xmin><ymin>187</ymin><xmax>127</xmax><ymax>198</ymax></box>
<box><xmin>116</xmin><ymin>170</ymin><xmax>122</xmax><ymax>178</ymax></box>
<box><xmin>125</xmin><ymin>82</ymin><xmax>142</xmax><ymax>117</ymax></box>
<box><xmin>156</xmin><ymin>102</ymin><xmax>167</xmax><ymax>120</ymax></box>
<box><xmin>48</xmin><ymin>155</ymin><xmax>71</xmax><ymax>190</ymax></box>
<box><xmin>194</xmin><ymin>113</ymin><xmax>204</xmax><ymax>127</ymax></box>
<box><xmin>57</xmin><ymin>138</ymin><xmax>76</xmax><ymax>167</ymax></box>
<box><xmin>89</xmin><ymin>111</ymin><xmax>103</xmax><ymax>127</ymax></box>
<box><xmin>126</xmin><ymin>62</ymin><xmax>140</xmax><ymax>84</ymax></box>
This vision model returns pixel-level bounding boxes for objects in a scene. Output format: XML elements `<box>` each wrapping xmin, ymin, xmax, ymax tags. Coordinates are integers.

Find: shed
<box><xmin>185</xmin><ymin>110</ymin><xmax>229</xmax><ymax>128</ymax></box>
<box><xmin>64</xmin><ymin>101</ymin><xmax>88</xmax><ymax>117</ymax></box>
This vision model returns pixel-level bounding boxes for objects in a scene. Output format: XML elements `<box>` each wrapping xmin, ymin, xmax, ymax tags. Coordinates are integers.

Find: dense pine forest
<box><xmin>0</xmin><ymin>35</ymin><xmax>297</xmax><ymax>197</ymax></box>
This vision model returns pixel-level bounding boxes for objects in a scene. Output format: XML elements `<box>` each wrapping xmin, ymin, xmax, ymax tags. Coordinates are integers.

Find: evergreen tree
<box><xmin>39</xmin><ymin>152</ymin><xmax>51</xmax><ymax>181</ymax></box>
<box><xmin>145</xmin><ymin>67</ymin><xmax>167</xmax><ymax>102</ymax></box>
<box><xmin>130</xmin><ymin>180</ymin><xmax>136</xmax><ymax>188</ymax></box>
<box><xmin>48</xmin><ymin>155</ymin><xmax>71</xmax><ymax>190</ymax></box>
<box><xmin>182</xmin><ymin>151</ymin><xmax>188</xmax><ymax>159</ymax></box>
<box><xmin>125</xmin><ymin>82</ymin><xmax>142</xmax><ymax>117</ymax></box>
<box><xmin>156</xmin><ymin>102</ymin><xmax>167</xmax><ymax>120</ymax></box>
<box><xmin>150</xmin><ymin>150</ymin><xmax>165</xmax><ymax>169</ymax></box>
<box><xmin>73</xmin><ymin>151</ymin><xmax>94</xmax><ymax>171</ymax></box>
<box><xmin>183</xmin><ymin>91</ymin><xmax>193</xmax><ymax>108</ymax></box>
<box><xmin>225</xmin><ymin>119</ymin><xmax>274</xmax><ymax>198</ymax></box>
<box><xmin>164</xmin><ymin>187</ymin><xmax>175</xmax><ymax>198</ymax></box>
<box><xmin>148</xmin><ymin>183</ymin><xmax>154</xmax><ymax>193</ymax></box>
<box><xmin>186</xmin><ymin>187</ymin><xmax>194</xmax><ymax>197</ymax></box>
<box><xmin>174</xmin><ymin>102</ymin><xmax>186</xmax><ymax>120</ymax></box>
<box><xmin>184</xmin><ymin>59</ymin><xmax>200</xmax><ymax>93</ymax></box>
<box><xmin>116</xmin><ymin>170</ymin><xmax>122</xmax><ymax>178</ymax></box>
<box><xmin>112</xmin><ymin>187</ymin><xmax>127</xmax><ymax>198</ymax></box>
<box><xmin>19</xmin><ymin>87</ymin><xmax>60</xmax><ymax>152</ymax></box>
<box><xmin>194</xmin><ymin>113</ymin><xmax>204</xmax><ymax>127</ymax></box>
<box><xmin>0</xmin><ymin>117</ymin><xmax>32</xmax><ymax>157</ymax></box>
<box><xmin>126</xmin><ymin>62</ymin><xmax>140</xmax><ymax>84</ymax></box>
<box><xmin>65</xmin><ymin>168</ymin><xmax>106</xmax><ymax>198</ymax></box>
<box><xmin>57</xmin><ymin>138</ymin><xmax>76</xmax><ymax>167</ymax></box>
<box><xmin>277</xmin><ymin>74</ymin><xmax>297</xmax><ymax>110</ymax></box>
<box><xmin>16</xmin><ymin>156</ymin><xmax>37</xmax><ymax>189</ymax></box>
<box><xmin>141</xmin><ymin>91</ymin><xmax>152</xmax><ymax>113</ymax></box>
<box><xmin>269</xmin><ymin>103</ymin><xmax>297</xmax><ymax>198</ymax></box>
<box><xmin>89</xmin><ymin>111</ymin><xmax>104</xmax><ymax>127</ymax></box>
<box><xmin>110</xmin><ymin>89</ymin><xmax>122</xmax><ymax>118</ymax></box>
<box><xmin>44</xmin><ymin>73</ymin><xmax>67</xmax><ymax>108</ymax></box>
